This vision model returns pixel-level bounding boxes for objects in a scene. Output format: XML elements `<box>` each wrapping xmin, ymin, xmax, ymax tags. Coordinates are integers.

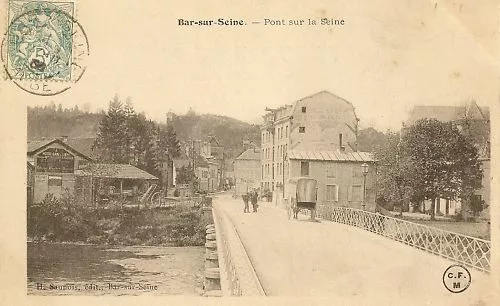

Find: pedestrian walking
<box><xmin>250</xmin><ymin>190</ymin><xmax>258</xmax><ymax>212</ymax></box>
<box><xmin>242</xmin><ymin>193</ymin><xmax>250</xmax><ymax>213</ymax></box>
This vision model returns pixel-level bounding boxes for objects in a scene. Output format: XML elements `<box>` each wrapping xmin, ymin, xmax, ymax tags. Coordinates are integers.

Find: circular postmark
<box><xmin>1</xmin><ymin>1</ymin><xmax>89</xmax><ymax>96</ymax></box>
<box><xmin>442</xmin><ymin>264</ymin><xmax>471</xmax><ymax>293</ymax></box>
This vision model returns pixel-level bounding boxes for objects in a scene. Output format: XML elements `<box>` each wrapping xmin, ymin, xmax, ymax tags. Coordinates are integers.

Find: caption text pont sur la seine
<box><xmin>178</xmin><ymin>18</ymin><xmax>346</xmax><ymax>26</ymax></box>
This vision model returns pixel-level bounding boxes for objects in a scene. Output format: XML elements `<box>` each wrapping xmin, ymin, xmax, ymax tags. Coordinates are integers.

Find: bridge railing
<box><xmin>212</xmin><ymin>204</ymin><xmax>265</xmax><ymax>296</ymax></box>
<box><xmin>328</xmin><ymin>207</ymin><xmax>491</xmax><ymax>273</ymax></box>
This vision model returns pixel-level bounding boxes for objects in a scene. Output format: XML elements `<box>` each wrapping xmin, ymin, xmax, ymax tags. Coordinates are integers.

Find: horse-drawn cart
<box><xmin>286</xmin><ymin>177</ymin><xmax>318</xmax><ymax>221</ymax></box>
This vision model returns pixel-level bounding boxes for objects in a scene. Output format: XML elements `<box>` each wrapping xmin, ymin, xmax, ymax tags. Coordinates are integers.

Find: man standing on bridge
<box><xmin>250</xmin><ymin>190</ymin><xmax>258</xmax><ymax>212</ymax></box>
<box><xmin>242</xmin><ymin>193</ymin><xmax>250</xmax><ymax>213</ymax></box>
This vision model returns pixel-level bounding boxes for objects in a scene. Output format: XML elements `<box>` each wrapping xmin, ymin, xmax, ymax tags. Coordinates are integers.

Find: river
<box><xmin>27</xmin><ymin>242</ymin><xmax>205</xmax><ymax>295</ymax></box>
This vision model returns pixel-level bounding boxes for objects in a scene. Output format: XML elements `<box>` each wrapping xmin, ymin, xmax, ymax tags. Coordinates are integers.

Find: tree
<box><xmin>402</xmin><ymin>119</ymin><xmax>482</xmax><ymax>220</ymax></box>
<box><xmin>93</xmin><ymin>95</ymin><xmax>128</xmax><ymax>163</ymax></box>
<box><xmin>157</xmin><ymin>124</ymin><xmax>181</xmax><ymax>188</ymax></box>
<box><xmin>358</xmin><ymin>127</ymin><xmax>390</xmax><ymax>152</ymax></box>
<box><xmin>469</xmin><ymin>196</ymin><xmax>486</xmax><ymax>217</ymax></box>
<box><xmin>374</xmin><ymin>131</ymin><xmax>415</xmax><ymax>216</ymax></box>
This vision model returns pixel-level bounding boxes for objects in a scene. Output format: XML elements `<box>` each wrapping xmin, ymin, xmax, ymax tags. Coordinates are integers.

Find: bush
<box><xmin>28</xmin><ymin>194</ymin><xmax>206</xmax><ymax>246</ymax></box>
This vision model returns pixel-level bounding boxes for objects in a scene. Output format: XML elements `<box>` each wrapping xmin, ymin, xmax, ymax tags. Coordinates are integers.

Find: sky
<box><xmin>2</xmin><ymin>0</ymin><xmax>498</xmax><ymax>131</ymax></box>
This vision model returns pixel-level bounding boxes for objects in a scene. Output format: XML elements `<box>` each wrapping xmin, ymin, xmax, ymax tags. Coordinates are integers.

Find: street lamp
<box><xmin>361</xmin><ymin>162</ymin><xmax>369</xmax><ymax>211</ymax></box>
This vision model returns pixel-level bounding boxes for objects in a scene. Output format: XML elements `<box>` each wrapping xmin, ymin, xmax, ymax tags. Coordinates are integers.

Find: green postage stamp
<box><xmin>2</xmin><ymin>0</ymin><xmax>89</xmax><ymax>95</ymax></box>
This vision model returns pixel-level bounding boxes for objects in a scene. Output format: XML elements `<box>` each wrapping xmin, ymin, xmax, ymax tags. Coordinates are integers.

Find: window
<box><xmin>301</xmin><ymin>106</ymin><xmax>307</xmax><ymax>113</ymax></box>
<box><xmin>349</xmin><ymin>185</ymin><xmax>363</xmax><ymax>202</ymax></box>
<box><xmin>300</xmin><ymin>161</ymin><xmax>309</xmax><ymax>176</ymax></box>
<box><xmin>48</xmin><ymin>175</ymin><xmax>62</xmax><ymax>187</ymax></box>
<box><xmin>326</xmin><ymin>184</ymin><xmax>339</xmax><ymax>201</ymax></box>
<box><xmin>285</xmin><ymin>125</ymin><xmax>288</xmax><ymax>137</ymax></box>
<box><xmin>299</xmin><ymin>126</ymin><xmax>306</xmax><ymax>133</ymax></box>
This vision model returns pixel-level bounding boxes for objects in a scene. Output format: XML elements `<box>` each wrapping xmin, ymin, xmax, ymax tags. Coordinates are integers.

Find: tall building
<box><xmin>260</xmin><ymin>91</ymin><xmax>360</xmax><ymax>193</ymax></box>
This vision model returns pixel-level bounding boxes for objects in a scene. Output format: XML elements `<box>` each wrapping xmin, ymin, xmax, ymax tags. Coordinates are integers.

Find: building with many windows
<box><xmin>260</xmin><ymin>90</ymin><xmax>360</xmax><ymax>196</ymax></box>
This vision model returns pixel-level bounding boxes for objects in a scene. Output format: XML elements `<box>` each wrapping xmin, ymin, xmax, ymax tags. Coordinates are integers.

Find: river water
<box><xmin>27</xmin><ymin>242</ymin><xmax>205</xmax><ymax>295</ymax></box>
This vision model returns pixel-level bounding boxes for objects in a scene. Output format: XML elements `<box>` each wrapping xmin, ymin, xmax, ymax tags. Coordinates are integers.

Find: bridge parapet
<box><xmin>212</xmin><ymin>203</ymin><xmax>265</xmax><ymax>296</ymax></box>
<box><xmin>329</xmin><ymin>207</ymin><xmax>491</xmax><ymax>273</ymax></box>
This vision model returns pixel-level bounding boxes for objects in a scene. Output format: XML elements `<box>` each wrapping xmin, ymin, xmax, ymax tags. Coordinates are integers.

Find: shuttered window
<box><xmin>326</xmin><ymin>184</ymin><xmax>338</xmax><ymax>201</ymax></box>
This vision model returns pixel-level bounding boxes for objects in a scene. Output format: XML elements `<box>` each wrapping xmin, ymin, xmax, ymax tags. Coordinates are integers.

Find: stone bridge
<box><xmin>203</xmin><ymin>193</ymin><xmax>492</xmax><ymax>303</ymax></box>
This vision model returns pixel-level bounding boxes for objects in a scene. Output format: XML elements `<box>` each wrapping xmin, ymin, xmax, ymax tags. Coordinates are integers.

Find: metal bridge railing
<box><xmin>329</xmin><ymin>207</ymin><xmax>491</xmax><ymax>273</ymax></box>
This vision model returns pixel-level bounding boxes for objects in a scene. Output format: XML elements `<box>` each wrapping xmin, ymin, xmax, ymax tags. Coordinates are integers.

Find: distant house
<box><xmin>27</xmin><ymin>138</ymin><xmax>93</xmax><ymax>203</ymax></box>
<box><xmin>173</xmin><ymin>151</ymin><xmax>218</xmax><ymax>193</ymax></box>
<box><xmin>234</xmin><ymin>147</ymin><xmax>261</xmax><ymax>196</ymax></box>
<box><xmin>405</xmin><ymin>102</ymin><xmax>490</xmax><ymax>219</ymax></box>
<box><xmin>286</xmin><ymin>150</ymin><xmax>375</xmax><ymax>217</ymax></box>
<box><xmin>261</xmin><ymin>91</ymin><xmax>360</xmax><ymax>195</ymax></box>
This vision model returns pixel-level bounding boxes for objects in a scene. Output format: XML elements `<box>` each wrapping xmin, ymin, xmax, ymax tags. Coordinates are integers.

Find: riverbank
<box><xmin>28</xmin><ymin>195</ymin><xmax>208</xmax><ymax>246</ymax></box>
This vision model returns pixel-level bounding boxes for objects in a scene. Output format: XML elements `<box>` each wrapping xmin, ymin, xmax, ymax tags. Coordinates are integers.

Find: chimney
<box><xmin>60</xmin><ymin>135</ymin><xmax>68</xmax><ymax>143</ymax></box>
<box><xmin>339</xmin><ymin>133</ymin><xmax>345</xmax><ymax>151</ymax></box>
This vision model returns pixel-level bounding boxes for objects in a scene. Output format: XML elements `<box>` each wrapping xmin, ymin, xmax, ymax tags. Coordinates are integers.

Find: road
<box><xmin>214</xmin><ymin>193</ymin><xmax>493</xmax><ymax>303</ymax></box>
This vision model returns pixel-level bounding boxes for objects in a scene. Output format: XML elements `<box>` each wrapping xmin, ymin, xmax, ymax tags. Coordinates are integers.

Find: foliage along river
<box><xmin>27</xmin><ymin>242</ymin><xmax>205</xmax><ymax>295</ymax></box>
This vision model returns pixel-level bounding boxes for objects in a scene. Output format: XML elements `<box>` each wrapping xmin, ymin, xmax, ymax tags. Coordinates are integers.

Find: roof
<box><xmin>27</xmin><ymin>139</ymin><xmax>52</xmax><ymax>153</ymax></box>
<box><xmin>406</xmin><ymin>104</ymin><xmax>489</xmax><ymax>125</ymax></box>
<box><xmin>288</xmin><ymin>150</ymin><xmax>374</xmax><ymax>162</ymax></box>
<box><xmin>263</xmin><ymin>90</ymin><xmax>359</xmax><ymax>126</ymax></box>
<box><xmin>79</xmin><ymin>164</ymin><xmax>158</xmax><ymax>180</ymax></box>
<box><xmin>235</xmin><ymin>148</ymin><xmax>261</xmax><ymax>160</ymax></box>
<box><xmin>66</xmin><ymin>138</ymin><xmax>97</xmax><ymax>158</ymax></box>
<box><xmin>27</xmin><ymin>138</ymin><xmax>93</xmax><ymax>161</ymax></box>
<box><xmin>291</xmin><ymin>90</ymin><xmax>359</xmax><ymax>121</ymax></box>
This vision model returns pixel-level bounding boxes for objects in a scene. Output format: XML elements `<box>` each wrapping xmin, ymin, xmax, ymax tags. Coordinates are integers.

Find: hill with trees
<box><xmin>27</xmin><ymin>99</ymin><xmax>261</xmax><ymax>160</ymax></box>
<box><xmin>27</xmin><ymin>103</ymin><xmax>103</xmax><ymax>140</ymax></box>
